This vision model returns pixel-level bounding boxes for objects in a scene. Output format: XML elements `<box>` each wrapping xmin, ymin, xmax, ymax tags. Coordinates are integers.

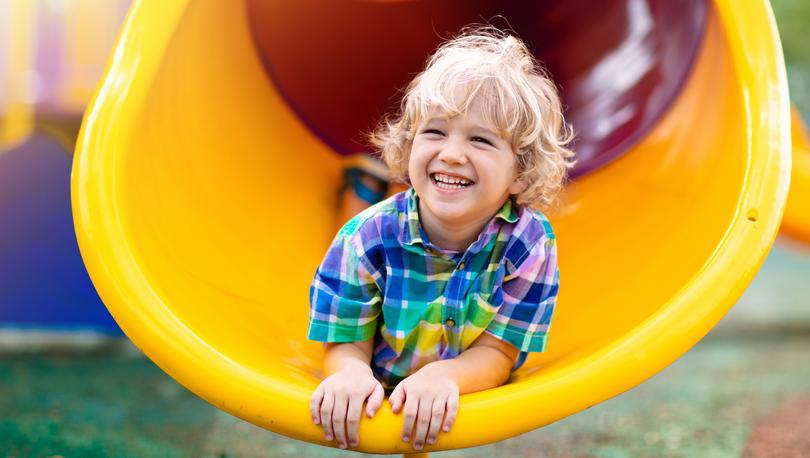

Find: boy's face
<box><xmin>408</xmin><ymin>100</ymin><xmax>526</xmax><ymax>229</ymax></box>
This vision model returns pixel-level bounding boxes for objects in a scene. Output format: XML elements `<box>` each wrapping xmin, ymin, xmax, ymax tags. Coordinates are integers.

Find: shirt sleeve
<box><xmin>308</xmin><ymin>231</ymin><xmax>383</xmax><ymax>342</ymax></box>
<box><xmin>485</xmin><ymin>236</ymin><xmax>559</xmax><ymax>353</ymax></box>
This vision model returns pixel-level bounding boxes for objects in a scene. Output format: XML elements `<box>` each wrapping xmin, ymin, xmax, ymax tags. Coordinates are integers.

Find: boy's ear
<box><xmin>508</xmin><ymin>171</ymin><xmax>528</xmax><ymax>196</ymax></box>
<box><xmin>508</xmin><ymin>179</ymin><xmax>528</xmax><ymax>196</ymax></box>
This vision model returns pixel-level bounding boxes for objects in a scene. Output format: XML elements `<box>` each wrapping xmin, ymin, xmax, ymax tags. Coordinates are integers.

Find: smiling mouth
<box><xmin>430</xmin><ymin>172</ymin><xmax>474</xmax><ymax>190</ymax></box>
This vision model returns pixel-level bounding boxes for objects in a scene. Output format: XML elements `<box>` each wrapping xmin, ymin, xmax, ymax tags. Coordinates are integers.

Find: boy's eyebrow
<box><xmin>422</xmin><ymin>117</ymin><xmax>501</xmax><ymax>138</ymax></box>
<box><xmin>423</xmin><ymin>117</ymin><xmax>446</xmax><ymax>124</ymax></box>
<box><xmin>474</xmin><ymin>126</ymin><xmax>500</xmax><ymax>137</ymax></box>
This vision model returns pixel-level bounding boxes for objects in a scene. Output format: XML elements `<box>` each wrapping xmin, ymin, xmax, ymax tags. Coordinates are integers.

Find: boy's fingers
<box><xmin>366</xmin><ymin>383</ymin><xmax>384</xmax><ymax>417</ymax></box>
<box><xmin>426</xmin><ymin>394</ymin><xmax>447</xmax><ymax>445</ymax></box>
<box><xmin>412</xmin><ymin>396</ymin><xmax>433</xmax><ymax>450</ymax></box>
<box><xmin>310</xmin><ymin>385</ymin><xmax>324</xmax><ymax>424</ymax></box>
<box><xmin>320</xmin><ymin>391</ymin><xmax>335</xmax><ymax>441</ymax></box>
<box><xmin>443</xmin><ymin>392</ymin><xmax>459</xmax><ymax>432</ymax></box>
<box><xmin>346</xmin><ymin>394</ymin><xmax>364</xmax><ymax>448</ymax></box>
<box><xmin>332</xmin><ymin>393</ymin><xmax>349</xmax><ymax>448</ymax></box>
<box><xmin>400</xmin><ymin>394</ymin><xmax>418</xmax><ymax>442</ymax></box>
<box><xmin>389</xmin><ymin>384</ymin><xmax>404</xmax><ymax>413</ymax></box>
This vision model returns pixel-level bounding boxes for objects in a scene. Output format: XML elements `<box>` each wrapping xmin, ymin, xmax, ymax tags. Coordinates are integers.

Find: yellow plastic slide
<box><xmin>72</xmin><ymin>0</ymin><xmax>790</xmax><ymax>453</ymax></box>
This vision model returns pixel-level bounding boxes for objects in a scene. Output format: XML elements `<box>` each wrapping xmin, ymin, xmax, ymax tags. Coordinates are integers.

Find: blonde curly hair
<box><xmin>369</xmin><ymin>26</ymin><xmax>576</xmax><ymax>209</ymax></box>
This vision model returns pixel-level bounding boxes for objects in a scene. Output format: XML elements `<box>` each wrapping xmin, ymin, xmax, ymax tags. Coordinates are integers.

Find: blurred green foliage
<box><xmin>771</xmin><ymin>0</ymin><xmax>810</xmax><ymax>119</ymax></box>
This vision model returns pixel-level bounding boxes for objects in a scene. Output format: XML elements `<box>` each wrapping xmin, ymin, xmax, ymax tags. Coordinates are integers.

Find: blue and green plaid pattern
<box><xmin>308</xmin><ymin>188</ymin><xmax>559</xmax><ymax>388</ymax></box>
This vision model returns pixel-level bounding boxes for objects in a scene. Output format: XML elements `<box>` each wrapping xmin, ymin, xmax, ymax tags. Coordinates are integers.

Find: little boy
<box><xmin>308</xmin><ymin>26</ymin><xmax>576</xmax><ymax>451</ymax></box>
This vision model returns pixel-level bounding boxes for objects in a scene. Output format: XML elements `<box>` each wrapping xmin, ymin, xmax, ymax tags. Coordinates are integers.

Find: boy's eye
<box><xmin>420</xmin><ymin>130</ymin><xmax>493</xmax><ymax>145</ymax></box>
<box><xmin>472</xmin><ymin>136</ymin><xmax>493</xmax><ymax>146</ymax></box>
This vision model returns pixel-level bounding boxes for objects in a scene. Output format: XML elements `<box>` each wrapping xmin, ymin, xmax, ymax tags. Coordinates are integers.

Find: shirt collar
<box><xmin>399</xmin><ymin>188</ymin><xmax>519</xmax><ymax>248</ymax></box>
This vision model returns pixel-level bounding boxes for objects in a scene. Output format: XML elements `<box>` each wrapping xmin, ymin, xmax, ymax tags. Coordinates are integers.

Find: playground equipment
<box><xmin>782</xmin><ymin>108</ymin><xmax>810</xmax><ymax>244</ymax></box>
<box><xmin>0</xmin><ymin>0</ymin><xmax>128</xmax><ymax>333</ymax></box>
<box><xmin>0</xmin><ymin>0</ymin><xmax>34</xmax><ymax>150</ymax></box>
<box><xmin>72</xmin><ymin>0</ymin><xmax>790</xmax><ymax>453</ymax></box>
<box><xmin>0</xmin><ymin>0</ymin><xmax>130</xmax><ymax>151</ymax></box>
<box><xmin>0</xmin><ymin>134</ymin><xmax>119</xmax><ymax>332</ymax></box>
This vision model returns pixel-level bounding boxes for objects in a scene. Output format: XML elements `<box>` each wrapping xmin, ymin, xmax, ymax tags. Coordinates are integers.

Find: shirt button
<box><xmin>445</xmin><ymin>318</ymin><xmax>456</xmax><ymax>327</ymax></box>
<box><xmin>458</xmin><ymin>262</ymin><xmax>465</xmax><ymax>270</ymax></box>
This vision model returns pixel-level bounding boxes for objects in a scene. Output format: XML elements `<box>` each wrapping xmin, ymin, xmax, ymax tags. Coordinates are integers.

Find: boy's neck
<box><xmin>417</xmin><ymin>201</ymin><xmax>494</xmax><ymax>253</ymax></box>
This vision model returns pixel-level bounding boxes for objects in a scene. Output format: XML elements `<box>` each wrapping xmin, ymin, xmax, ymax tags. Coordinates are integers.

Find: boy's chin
<box><xmin>423</xmin><ymin>201</ymin><xmax>475</xmax><ymax>222</ymax></box>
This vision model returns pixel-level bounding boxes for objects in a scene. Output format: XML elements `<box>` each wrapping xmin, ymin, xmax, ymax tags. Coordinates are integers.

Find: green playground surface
<box><xmin>2</xmin><ymin>242</ymin><xmax>809</xmax><ymax>457</ymax></box>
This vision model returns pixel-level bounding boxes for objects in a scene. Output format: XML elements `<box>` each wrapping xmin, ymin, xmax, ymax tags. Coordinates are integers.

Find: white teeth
<box><xmin>435</xmin><ymin>181</ymin><xmax>466</xmax><ymax>189</ymax></box>
<box><xmin>432</xmin><ymin>173</ymin><xmax>471</xmax><ymax>186</ymax></box>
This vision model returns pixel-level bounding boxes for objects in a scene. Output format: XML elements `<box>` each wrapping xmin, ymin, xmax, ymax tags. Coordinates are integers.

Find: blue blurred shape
<box><xmin>0</xmin><ymin>133</ymin><xmax>121</xmax><ymax>334</ymax></box>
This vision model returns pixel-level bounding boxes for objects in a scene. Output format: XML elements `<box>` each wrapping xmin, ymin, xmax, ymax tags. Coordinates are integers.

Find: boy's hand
<box><xmin>389</xmin><ymin>362</ymin><xmax>459</xmax><ymax>450</ymax></box>
<box><xmin>310</xmin><ymin>361</ymin><xmax>384</xmax><ymax>449</ymax></box>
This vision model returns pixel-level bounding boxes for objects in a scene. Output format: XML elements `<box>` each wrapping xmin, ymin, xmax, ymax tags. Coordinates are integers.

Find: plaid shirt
<box><xmin>308</xmin><ymin>188</ymin><xmax>559</xmax><ymax>388</ymax></box>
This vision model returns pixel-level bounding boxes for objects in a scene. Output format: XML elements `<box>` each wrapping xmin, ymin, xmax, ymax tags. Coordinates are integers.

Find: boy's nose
<box><xmin>437</xmin><ymin>142</ymin><xmax>468</xmax><ymax>164</ymax></box>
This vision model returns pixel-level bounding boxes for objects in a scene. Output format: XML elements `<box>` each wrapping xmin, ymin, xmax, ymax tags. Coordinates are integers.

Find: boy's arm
<box><xmin>419</xmin><ymin>331</ymin><xmax>518</xmax><ymax>393</ymax></box>
<box><xmin>323</xmin><ymin>339</ymin><xmax>374</xmax><ymax>376</ymax></box>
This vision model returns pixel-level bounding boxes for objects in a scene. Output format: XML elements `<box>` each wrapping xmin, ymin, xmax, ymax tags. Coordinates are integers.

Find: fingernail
<box><xmin>325</xmin><ymin>434</ymin><xmax>333</xmax><ymax>441</ymax></box>
<box><xmin>414</xmin><ymin>442</ymin><xmax>423</xmax><ymax>450</ymax></box>
<box><xmin>427</xmin><ymin>438</ymin><xmax>435</xmax><ymax>445</ymax></box>
<box><xmin>350</xmin><ymin>440</ymin><xmax>358</xmax><ymax>447</ymax></box>
<box><xmin>402</xmin><ymin>435</ymin><xmax>410</xmax><ymax>442</ymax></box>
<box><xmin>339</xmin><ymin>443</ymin><xmax>346</xmax><ymax>449</ymax></box>
<box><xmin>443</xmin><ymin>425</ymin><xmax>450</xmax><ymax>432</ymax></box>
